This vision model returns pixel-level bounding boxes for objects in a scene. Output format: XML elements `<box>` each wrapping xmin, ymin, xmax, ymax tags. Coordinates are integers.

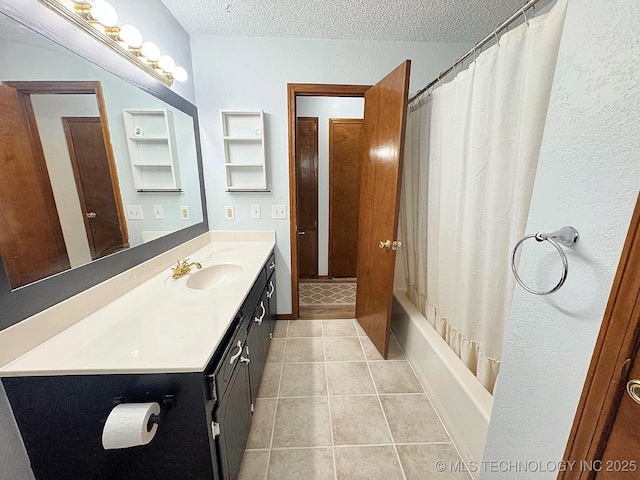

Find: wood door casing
<box><xmin>355</xmin><ymin>60</ymin><xmax>411</xmax><ymax>358</ymax></box>
<box><xmin>296</xmin><ymin>117</ymin><xmax>319</xmax><ymax>279</ymax></box>
<box><xmin>0</xmin><ymin>84</ymin><xmax>70</xmax><ymax>288</ymax></box>
<box><xmin>287</xmin><ymin>84</ymin><xmax>371</xmax><ymax>320</ymax></box>
<box><xmin>62</xmin><ymin>117</ymin><xmax>128</xmax><ymax>260</ymax></box>
<box><xmin>329</xmin><ymin>118</ymin><xmax>363</xmax><ymax>278</ymax></box>
<box><xmin>560</xmin><ymin>193</ymin><xmax>640</xmax><ymax>479</ymax></box>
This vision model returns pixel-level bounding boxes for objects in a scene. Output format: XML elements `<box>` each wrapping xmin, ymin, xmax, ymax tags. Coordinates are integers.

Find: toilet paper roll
<box><xmin>102</xmin><ymin>402</ymin><xmax>161</xmax><ymax>450</ymax></box>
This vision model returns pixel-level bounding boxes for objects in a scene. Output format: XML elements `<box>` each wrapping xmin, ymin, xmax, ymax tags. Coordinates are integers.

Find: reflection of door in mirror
<box><xmin>0</xmin><ymin>81</ymin><xmax>128</xmax><ymax>289</ymax></box>
<box><xmin>0</xmin><ymin>84</ymin><xmax>70</xmax><ymax>288</ymax></box>
<box><xmin>62</xmin><ymin>117</ymin><xmax>129</xmax><ymax>260</ymax></box>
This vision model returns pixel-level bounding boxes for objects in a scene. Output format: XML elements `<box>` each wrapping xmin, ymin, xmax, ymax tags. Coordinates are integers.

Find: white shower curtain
<box><xmin>400</xmin><ymin>0</ymin><xmax>567</xmax><ymax>393</ymax></box>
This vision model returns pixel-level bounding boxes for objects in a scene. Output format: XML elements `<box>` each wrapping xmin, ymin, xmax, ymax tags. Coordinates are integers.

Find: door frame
<box><xmin>560</xmin><ymin>192</ymin><xmax>640</xmax><ymax>478</ymax></box>
<box><xmin>287</xmin><ymin>84</ymin><xmax>370</xmax><ymax>319</ymax></box>
<box><xmin>5</xmin><ymin>81</ymin><xmax>129</xmax><ymax>247</ymax></box>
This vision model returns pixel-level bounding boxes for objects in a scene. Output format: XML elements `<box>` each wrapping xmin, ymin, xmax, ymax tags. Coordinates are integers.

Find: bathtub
<box><xmin>391</xmin><ymin>289</ymin><xmax>492</xmax><ymax>477</ymax></box>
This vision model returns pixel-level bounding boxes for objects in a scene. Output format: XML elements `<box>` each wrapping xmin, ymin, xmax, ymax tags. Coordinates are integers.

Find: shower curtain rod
<box><xmin>408</xmin><ymin>0</ymin><xmax>552</xmax><ymax>105</ymax></box>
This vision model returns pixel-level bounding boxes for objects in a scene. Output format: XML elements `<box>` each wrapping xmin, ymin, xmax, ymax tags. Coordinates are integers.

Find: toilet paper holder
<box><xmin>112</xmin><ymin>394</ymin><xmax>176</xmax><ymax>431</ymax></box>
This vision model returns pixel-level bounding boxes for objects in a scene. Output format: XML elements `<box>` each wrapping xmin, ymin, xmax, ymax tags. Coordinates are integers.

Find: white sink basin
<box><xmin>165</xmin><ymin>261</ymin><xmax>245</xmax><ymax>290</ymax></box>
<box><xmin>186</xmin><ymin>263</ymin><xmax>244</xmax><ymax>289</ymax></box>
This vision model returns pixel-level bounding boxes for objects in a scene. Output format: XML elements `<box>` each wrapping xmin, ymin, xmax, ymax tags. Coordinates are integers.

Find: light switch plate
<box><xmin>272</xmin><ymin>205</ymin><xmax>287</xmax><ymax>219</ymax></box>
<box><xmin>126</xmin><ymin>205</ymin><xmax>143</xmax><ymax>220</ymax></box>
<box><xmin>225</xmin><ymin>205</ymin><xmax>235</xmax><ymax>220</ymax></box>
<box><xmin>180</xmin><ymin>205</ymin><xmax>190</xmax><ymax>221</ymax></box>
<box><xmin>251</xmin><ymin>204</ymin><xmax>261</xmax><ymax>219</ymax></box>
<box><xmin>153</xmin><ymin>205</ymin><xmax>164</xmax><ymax>220</ymax></box>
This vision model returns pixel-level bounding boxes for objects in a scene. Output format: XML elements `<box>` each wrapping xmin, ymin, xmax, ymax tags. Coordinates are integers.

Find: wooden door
<box><xmin>296</xmin><ymin>117</ymin><xmax>319</xmax><ymax>279</ymax></box>
<box><xmin>560</xmin><ymin>194</ymin><xmax>640</xmax><ymax>479</ymax></box>
<box><xmin>355</xmin><ymin>61</ymin><xmax>411</xmax><ymax>358</ymax></box>
<box><xmin>62</xmin><ymin>117</ymin><xmax>128</xmax><ymax>260</ymax></box>
<box><xmin>0</xmin><ymin>84</ymin><xmax>70</xmax><ymax>288</ymax></box>
<box><xmin>329</xmin><ymin>118</ymin><xmax>364</xmax><ymax>278</ymax></box>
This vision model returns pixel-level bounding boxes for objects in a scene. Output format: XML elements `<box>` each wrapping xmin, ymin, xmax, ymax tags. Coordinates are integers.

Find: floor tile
<box><xmin>272</xmin><ymin>320</ymin><xmax>288</xmax><ymax>338</ymax></box>
<box><xmin>326</xmin><ymin>362</ymin><xmax>376</xmax><ymax>396</ymax></box>
<box><xmin>284</xmin><ymin>338</ymin><xmax>325</xmax><ymax>363</ymax></box>
<box><xmin>380</xmin><ymin>394</ymin><xmax>450</xmax><ymax>443</ymax></box>
<box><xmin>267</xmin><ymin>448</ymin><xmax>334</xmax><ymax>480</ymax></box>
<box><xmin>272</xmin><ymin>397</ymin><xmax>332</xmax><ymax>448</ymax></box>
<box><xmin>266</xmin><ymin>338</ymin><xmax>285</xmax><ymax>363</ymax></box>
<box><xmin>238</xmin><ymin>449</ymin><xmax>269</xmax><ymax>480</ymax></box>
<box><xmin>330</xmin><ymin>395</ymin><xmax>392</xmax><ymax>445</ymax></box>
<box><xmin>322</xmin><ymin>320</ymin><xmax>357</xmax><ymax>337</ymax></box>
<box><xmin>397</xmin><ymin>443</ymin><xmax>472</xmax><ymax>480</ymax></box>
<box><xmin>258</xmin><ymin>364</ymin><xmax>282</xmax><ymax>398</ymax></box>
<box><xmin>279</xmin><ymin>363</ymin><xmax>327</xmax><ymax>397</ymax></box>
<box><xmin>360</xmin><ymin>335</ymin><xmax>406</xmax><ymax>361</ymax></box>
<box><xmin>368</xmin><ymin>361</ymin><xmax>423</xmax><ymax>394</ymax></box>
<box><xmin>334</xmin><ymin>446</ymin><xmax>404</xmax><ymax>480</ymax></box>
<box><xmin>323</xmin><ymin>337</ymin><xmax>365</xmax><ymax>362</ymax></box>
<box><xmin>246</xmin><ymin>398</ymin><xmax>277</xmax><ymax>449</ymax></box>
<box><xmin>355</xmin><ymin>320</ymin><xmax>367</xmax><ymax>336</ymax></box>
<box><xmin>288</xmin><ymin>320</ymin><xmax>323</xmax><ymax>337</ymax></box>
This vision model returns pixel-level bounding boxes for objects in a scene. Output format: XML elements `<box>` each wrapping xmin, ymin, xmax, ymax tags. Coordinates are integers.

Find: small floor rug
<box><xmin>299</xmin><ymin>281</ymin><xmax>356</xmax><ymax>307</ymax></box>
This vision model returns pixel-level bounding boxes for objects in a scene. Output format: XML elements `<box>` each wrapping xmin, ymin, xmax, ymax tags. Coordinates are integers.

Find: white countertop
<box><xmin>0</xmin><ymin>235</ymin><xmax>275</xmax><ymax>376</ymax></box>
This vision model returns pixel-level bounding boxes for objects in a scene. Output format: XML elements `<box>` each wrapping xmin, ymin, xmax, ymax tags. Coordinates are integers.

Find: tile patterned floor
<box><xmin>238</xmin><ymin>319</ymin><xmax>471</xmax><ymax>480</ymax></box>
<box><xmin>299</xmin><ymin>282</ymin><xmax>356</xmax><ymax>307</ymax></box>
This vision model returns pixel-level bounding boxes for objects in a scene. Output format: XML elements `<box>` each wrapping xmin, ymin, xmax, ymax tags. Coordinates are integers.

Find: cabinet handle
<box><xmin>269</xmin><ymin>262</ymin><xmax>275</xmax><ymax>269</ymax></box>
<box><xmin>229</xmin><ymin>340</ymin><xmax>243</xmax><ymax>365</ymax></box>
<box><xmin>254</xmin><ymin>301</ymin><xmax>266</xmax><ymax>325</ymax></box>
<box><xmin>240</xmin><ymin>356</ymin><xmax>250</xmax><ymax>364</ymax></box>
<box><xmin>267</xmin><ymin>281</ymin><xmax>274</xmax><ymax>298</ymax></box>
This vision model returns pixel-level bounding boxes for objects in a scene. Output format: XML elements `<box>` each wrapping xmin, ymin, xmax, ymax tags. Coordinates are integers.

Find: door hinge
<box><xmin>207</xmin><ymin>374</ymin><xmax>217</xmax><ymax>402</ymax></box>
<box><xmin>212</xmin><ymin>421</ymin><xmax>220</xmax><ymax>437</ymax></box>
<box><xmin>250</xmin><ymin>403</ymin><xmax>254</xmax><ymax>413</ymax></box>
<box><xmin>269</xmin><ymin>332</ymin><xmax>273</xmax><ymax>339</ymax></box>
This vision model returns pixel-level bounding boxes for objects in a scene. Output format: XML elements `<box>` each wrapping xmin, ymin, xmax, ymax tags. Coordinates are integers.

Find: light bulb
<box><xmin>140</xmin><ymin>41</ymin><xmax>161</xmax><ymax>62</ymax></box>
<box><xmin>158</xmin><ymin>55</ymin><xmax>176</xmax><ymax>73</ymax></box>
<box><xmin>90</xmin><ymin>0</ymin><xmax>118</xmax><ymax>27</ymax></box>
<box><xmin>119</xmin><ymin>24</ymin><xmax>143</xmax><ymax>48</ymax></box>
<box><xmin>172</xmin><ymin>66</ymin><xmax>188</xmax><ymax>82</ymax></box>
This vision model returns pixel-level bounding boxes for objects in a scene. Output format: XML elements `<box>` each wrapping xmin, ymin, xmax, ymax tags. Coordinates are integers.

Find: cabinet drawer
<box><xmin>214</xmin><ymin>324</ymin><xmax>247</xmax><ymax>400</ymax></box>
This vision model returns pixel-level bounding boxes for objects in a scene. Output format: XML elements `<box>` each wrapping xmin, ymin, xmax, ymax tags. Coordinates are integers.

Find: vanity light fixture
<box><xmin>39</xmin><ymin>0</ymin><xmax>190</xmax><ymax>86</ymax></box>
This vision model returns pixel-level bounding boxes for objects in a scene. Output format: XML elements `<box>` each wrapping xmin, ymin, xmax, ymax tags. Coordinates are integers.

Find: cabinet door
<box><xmin>266</xmin><ymin>273</ymin><xmax>277</xmax><ymax>335</ymax></box>
<box><xmin>214</xmin><ymin>356</ymin><xmax>252</xmax><ymax>480</ymax></box>
<box><xmin>247</xmin><ymin>292</ymin><xmax>269</xmax><ymax>401</ymax></box>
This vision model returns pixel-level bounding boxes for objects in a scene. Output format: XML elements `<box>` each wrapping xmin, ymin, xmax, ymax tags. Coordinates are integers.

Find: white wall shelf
<box><xmin>221</xmin><ymin>110</ymin><xmax>267</xmax><ymax>192</ymax></box>
<box><xmin>123</xmin><ymin>109</ymin><xmax>181</xmax><ymax>192</ymax></box>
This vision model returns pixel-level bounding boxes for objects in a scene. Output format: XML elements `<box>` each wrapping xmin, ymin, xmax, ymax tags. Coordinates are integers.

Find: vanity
<box><xmin>0</xmin><ymin>232</ymin><xmax>276</xmax><ymax>480</ymax></box>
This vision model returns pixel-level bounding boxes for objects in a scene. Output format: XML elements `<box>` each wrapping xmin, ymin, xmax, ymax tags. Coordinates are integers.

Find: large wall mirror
<box><xmin>0</xmin><ymin>10</ymin><xmax>208</xmax><ymax>329</ymax></box>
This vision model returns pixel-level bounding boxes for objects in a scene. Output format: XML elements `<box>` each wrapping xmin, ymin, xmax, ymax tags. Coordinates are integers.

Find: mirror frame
<box><xmin>0</xmin><ymin>3</ymin><xmax>209</xmax><ymax>330</ymax></box>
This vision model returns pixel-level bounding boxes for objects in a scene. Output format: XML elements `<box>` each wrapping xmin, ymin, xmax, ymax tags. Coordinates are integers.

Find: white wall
<box><xmin>192</xmin><ymin>36</ymin><xmax>472</xmax><ymax>313</ymax></box>
<box><xmin>31</xmin><ymin>95</ymin><xmax>98</xmax><ymax>268</ymax></box>
<box><xmin>296</xmin><ymin>96</ymin><xmax>364</xmax><ymax>276</ymax></box>
<box><xmin>483</xmin><ymin>1</ymin><xmax>640</xmax><ymax>477</ymax></box>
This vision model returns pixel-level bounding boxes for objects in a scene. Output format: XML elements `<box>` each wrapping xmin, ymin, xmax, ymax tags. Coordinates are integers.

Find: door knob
<box><xmin>86</xmin><ymin>212</ymin><xmax>97</xmax><ymax>219</ymax></box>
<box><xmin>298</xmin><ymin>231</ymin><xmax>306</xmax><ymax>235</ymax></box>
<box><xmin>392</xmin><ymin>241</ymin><xmax>402</xmax><ymax>250</ymax></box>
<box><xmin>379</xmin><ymin>240</ymin><xmax>391</xmax><ymax>249</ymax></box>
<box><xmin>627</xmin><ymin>380</ymin><xmax>640</xmax><ymax>404</ymax></box>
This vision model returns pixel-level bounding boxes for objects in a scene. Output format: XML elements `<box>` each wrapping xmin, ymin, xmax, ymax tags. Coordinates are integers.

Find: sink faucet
<box><xmin>171</xmin><ymin>259</ymin><xmax>202</xmax><ymax>279</ymax></box>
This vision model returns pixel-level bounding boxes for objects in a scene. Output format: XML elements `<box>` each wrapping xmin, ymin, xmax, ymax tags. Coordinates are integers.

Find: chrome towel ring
<box><xmin>511</xmin><ymin>226</ymin><xmax>579</xmax><ymax>295</ymax></box>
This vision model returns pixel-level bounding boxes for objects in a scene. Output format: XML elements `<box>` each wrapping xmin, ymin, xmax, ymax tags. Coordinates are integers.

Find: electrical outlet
<box><xmin>225</xmin><ymin>205</ymin><xmax>235</xmax><ymax>220</ymax></box>
<box><xmin>251</xmin><ymin>204</ymin><xmax>261</xmax><ymax>219</ymax></box>
<box><xmin>272</xmin><ymin>205</ymin><xmax>287</xmax><ymax>219</ymax></box>
<box><xmin>180</xmin><ymin>205</ymin><xmax>190</xmax><ymax>221</ymax></box>
<box><xmin>153</xmin><ymin>205</ymin><xmax>164</xmax><ymax>220</ymax></box>
<box><xmin>126</xmin><ymin>205</ymin><xmax>143</xmax><ymax>220</ymax></box>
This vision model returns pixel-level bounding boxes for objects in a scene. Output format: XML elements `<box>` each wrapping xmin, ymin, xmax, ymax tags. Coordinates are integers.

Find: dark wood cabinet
<box><xmin>2</xmin><ymin>250</ymin><xmax>277</xmax><ymax>480</ymax></box>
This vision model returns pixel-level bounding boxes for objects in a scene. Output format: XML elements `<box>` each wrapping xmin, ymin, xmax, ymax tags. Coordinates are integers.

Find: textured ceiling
<box><xmin>160</xmin><ymin>0</ymin><xmax>529</xmax><ymax>42</ymax></box>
